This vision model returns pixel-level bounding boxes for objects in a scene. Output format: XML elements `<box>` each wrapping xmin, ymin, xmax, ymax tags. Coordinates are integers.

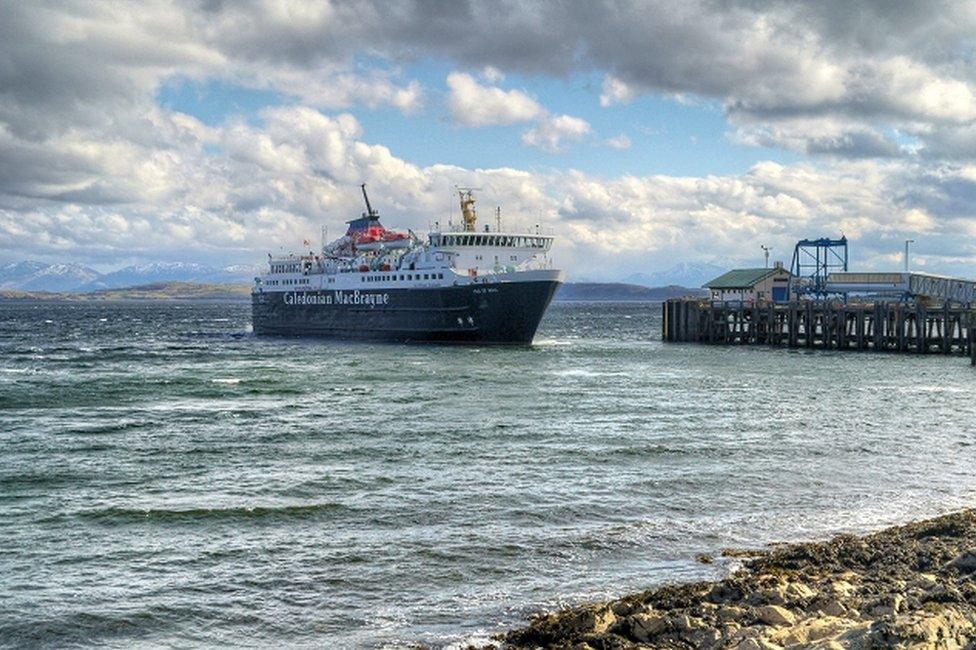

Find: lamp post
<box><xmin>904</xmin><ymin>239</ymin><xmax>915</xmax><ymax>273</ymax></box>
<box><xmin>761</xmin><ymin>245</ymin><xmax>771</xmax><ymax>268</ymax></box>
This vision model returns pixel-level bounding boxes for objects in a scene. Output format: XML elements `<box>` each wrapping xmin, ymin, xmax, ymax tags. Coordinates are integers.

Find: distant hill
<box><xmin>623</xmin><ymin>262</ymin><xmax>726</xmax><ymax>289</ymax></box>
<box><xmin>555</xmin><ymin>282</ymin><xmax>707</xmax><ymax>301</ymax></box>
<box><xmin>0</xmin><ymin>282</ymin><xmax>251</xmax><ymax>302</ymax></box>
<box><xmin>1</xmin><ymin>280</ymin><xmax>705</xmax><ymax>303</ymax></box>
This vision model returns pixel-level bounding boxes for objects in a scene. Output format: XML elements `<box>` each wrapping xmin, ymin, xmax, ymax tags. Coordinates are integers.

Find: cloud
<box><xmin>239</xmin><ymin>67</ymin><xmax>425</xmax><ymax>114</ymax></box>
<box><xmin>481</xmin><ymin>66</ymin><xmax>505</xmax><ymax>84</ymax></box>
<box><xmin>7</xmin><ymin>2</ymin><xmax>976</xmax><ymax>159</ymax></box>
<box><xmin>5</xmin><ymin>2</ymin><xmax>976</xmax><ymax>278</ymax></box>
<box><xmin>729</xmin><ymin>118</ymin><xmax>905</xmax><ymax>158</ymax></box>
<box><xmin>521</xmin><ymin>115</ymin><xmax>592</xmax><ymax>153</ymax></box>
<box><xmin>445</xmin><ymin>71</ymin><xmax>592</xmax><ymax>153</ymax></box>
<box><xmin>604</xmin><ymin>134</ymin><xmax>632</xmax><ymax>150</ymax></box>
<box><xmin>599</xmin><ymin>76</ymin><xmax>635</xmax><ymax>107</ymax></box>
<box><xmin>446</xmin><ymin>72</ymin><xmax>543</xmax><ymax>127</ymax></box>
<box><xmin>4</xmin><ymin>95</ymin><xmax>976</xmax><ymax>278</ymax></box>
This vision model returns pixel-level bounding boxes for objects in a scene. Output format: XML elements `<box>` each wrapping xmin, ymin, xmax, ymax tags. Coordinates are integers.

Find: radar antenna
<box><xmin>361</xmin><ymin>183</ymin><xmax>378</xmax><ymax>218</ymax></box>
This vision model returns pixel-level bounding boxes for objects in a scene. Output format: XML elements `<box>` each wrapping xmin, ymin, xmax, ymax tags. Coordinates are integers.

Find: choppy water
<box><xmin>1</xmin><ymin>300</ymin><xmax>975</xmax><ymax>649</ymax></box>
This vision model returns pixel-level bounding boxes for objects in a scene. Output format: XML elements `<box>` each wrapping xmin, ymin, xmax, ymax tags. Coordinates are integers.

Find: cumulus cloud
<box><xmin>445</xmin><ymin>72</ymin><xmax>592</xmax><ymax>153</ymax></box>
<box><xmin>445</xmin><ymin>72</ymin><xmax>543</xmax><ymax>127</ymax></box>
<box><xmin>521</xmin><ymin>115</ymin><xmax>592</xmax><ymax>154</ymax></box>
<box><xmin>4</xmin><ymin>96</ymin><xmax>976</xmax><ymax>277</ymax></box>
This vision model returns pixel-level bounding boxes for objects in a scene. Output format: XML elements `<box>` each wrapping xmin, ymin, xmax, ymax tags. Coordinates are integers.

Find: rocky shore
<box><xmin>495</xmin><ymin>509</ymin><xmax>976</xmax><ymax>649</ymax></box>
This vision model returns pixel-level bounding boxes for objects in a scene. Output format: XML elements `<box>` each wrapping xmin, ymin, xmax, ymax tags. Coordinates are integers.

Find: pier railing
<box><xmin>663</xmin><ymin>300</ymin><xmax>976</xmax><ymax>364</ymax></box>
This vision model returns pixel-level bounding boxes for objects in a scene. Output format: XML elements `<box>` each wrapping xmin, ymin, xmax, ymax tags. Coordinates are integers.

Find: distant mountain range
<box><xmin>622</xmin><ymin>262</ymin><xmax>726</xmax><ymax>289</ymax></box>
<box><xmin>555</xmin><ymin>283</ymin><xmax>706</xmax><ymax>301</ymax></box>
<box><xmin>0</xmin><ymin>259</ymin><xmax>718</xmax><ymax>299</ymax></box>
<box><xmin>0</xmin><ymin>261</ymin><xmax>102</xmax><ymax>292</ymax></box>
<box><xmin>1</xmin><ymin>280</ymin><xmax>706</xmax><ymax>303</ymax></box>
<box><xmin>0</xmin><ymin>261</ymin><xmax>261</xmax><ymax>292</ymax></box>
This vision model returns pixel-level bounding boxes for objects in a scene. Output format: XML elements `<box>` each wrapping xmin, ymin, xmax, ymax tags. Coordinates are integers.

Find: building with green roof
<box><xmin>703</xmin><ymin>264</ymin><xmax>792</xmax><ymax>303</ymax></box>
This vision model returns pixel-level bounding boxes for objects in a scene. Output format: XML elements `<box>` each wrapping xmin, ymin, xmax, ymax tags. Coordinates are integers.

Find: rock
<box><xmin>673</xmin><ymin>613</ymin><xmax>698</xmax><ymax>632</ymax></box>
<box><xmin>752</xmin><ymin>586</ymin><xmax>787</xmax><ymax>607</ymax></box>
<box><xmin>784</xmin><ymin>581</ymin><xmax>816</xmax><ymax>601</ymax></box>
<box><xmin>948</xmin><ymin>549</ymin><xmax>976</xmax><ymax>573</ymax></box>
<box><xmin>707</xmin><ymin>581</ymin><xmax>745</xmax><ymax>604</ymax></box>
<box><xmin>757</xmin><ymin>605</ymin><xmax>796</xmax><ymax>627</ymax></box>
<box><xmin>828</xmin><ymin>579</ymin><xmax>856</xmax><ymax>598</ymax></box>
<box><xmin>734</xmin><ymin>638</ymin><xmax>783</xmax><ymax>650</ymax></box>
<box><xmin>818</xmin><ymin>598</ymin><xmax>847</xmax><ymax>617</ymax></box>
<box><xmin>869</xmin><ymin>605</ymin><xmax>976</xmax><ymax>647</ymax></box>
<box><xmin>717</xmin><ymin>605</ymin><xmax>746</xmax><ymax>622</ymax></box>
<box><xmin>777</xmin><ymin>616</ymin><xmax>859</xmax><ymax>646</ymax></box>
<box><xmin>868</xmin><ymin>592</ymin><xmax>905</xmax><ymax>617</ymax></box>
<box><xmin>609</xmin><ymin>599</ymin><xmax>641</xmax><ymax>617</ymax></box>
<box><xmin>914</xmin><ymin>572</ymin><xmax>939</xmax><ymax>589</ymax></box>
<box><xmin>628</xmin><ymin>612</ymin><xmax>668</xmax><ymax>642</ymax></box>
<box><xmin>697</xmin><ymin>553</ymin><xmax>715</xmax><ymax>564</ymax></box>
<box><xmin>924</xmin><ymin>583</ymin><xmax>964</xmax><ymax>604</ymax></box>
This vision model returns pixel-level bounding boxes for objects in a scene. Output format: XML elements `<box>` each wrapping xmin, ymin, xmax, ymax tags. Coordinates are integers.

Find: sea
<box><xmin>1</xmin><ymin>300</ymin><xmax>975</xmax><ymax>649</ymax></box>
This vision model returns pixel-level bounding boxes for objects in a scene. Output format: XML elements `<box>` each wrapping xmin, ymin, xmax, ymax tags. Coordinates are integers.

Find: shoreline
<box><xmin>491</xmin><ymin>509</ymin><xmax>976</xmax><ymax>649</ymax></box>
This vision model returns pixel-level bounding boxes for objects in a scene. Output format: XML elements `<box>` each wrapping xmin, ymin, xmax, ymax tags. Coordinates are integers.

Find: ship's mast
<box><xmin>361</xmin><ymin>183</ymin><xmax>378</xmax><ymax>218</ymax></box>
<box><xmin>458</xmin><ymin>188</ymin><xmax>477</xmax><ymax>232</ymax></box>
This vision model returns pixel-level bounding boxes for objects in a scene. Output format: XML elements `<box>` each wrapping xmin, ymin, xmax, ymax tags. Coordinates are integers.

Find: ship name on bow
<box><xmin>284</xmin><ymin>290</ymin><xmax>390</xmax><ymax>307</ymax></box>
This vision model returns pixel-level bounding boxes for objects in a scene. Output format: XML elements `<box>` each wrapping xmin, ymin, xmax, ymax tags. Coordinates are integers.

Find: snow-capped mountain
<box><xmin>80</xmin><ymin>262</ymin><xmax>258</xmax><ymax>290</ymax></box>
<box><xmin>623</xmin><ymin>262</ymin><xmax>727</xmax><ymax>288</ymax></box>
<box><xmin>1</xmin><ymin>260</ymin><xmax>261</xmax><ymax>292</ymax></box>
<box><xmin>0</xmin><ymin>261</ymin><xmax>101</xmax><ymax>291</ymax></box>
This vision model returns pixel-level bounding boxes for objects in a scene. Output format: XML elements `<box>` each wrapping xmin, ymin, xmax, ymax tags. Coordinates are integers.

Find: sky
<box><xmin>3</xmin><ymin>1</ymin><xmax>976</xmax><ymax>279</ymax></box>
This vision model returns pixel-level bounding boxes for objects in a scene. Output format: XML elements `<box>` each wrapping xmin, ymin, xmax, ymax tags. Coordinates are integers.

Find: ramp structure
<box><xmin>789</xmin><ymin>237</ymin><xmax>848</xmax><ymax>296</ymax></box>
<box><xmin>826</xmin><ymin>272</ymin><xmax>976</xmax><ymax>306</ymax></box>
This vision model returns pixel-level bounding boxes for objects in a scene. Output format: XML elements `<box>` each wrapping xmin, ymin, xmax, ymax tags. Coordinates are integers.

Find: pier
<box><xmin>662</xmin><ymin>300</ymin><xmax>976</xmax><ymax>364</ymax></box>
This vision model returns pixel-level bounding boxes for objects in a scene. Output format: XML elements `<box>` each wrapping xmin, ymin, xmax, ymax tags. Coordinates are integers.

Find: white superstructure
<box><xmin>254</xmin><ymin>187</ymin><xmax>562</xmax><ymax>294</ymax></box>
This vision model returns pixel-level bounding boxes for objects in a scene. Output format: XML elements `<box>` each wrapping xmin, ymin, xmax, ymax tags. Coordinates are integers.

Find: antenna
<box><xmin>495</xmin><ymin>206</ymin><xmax>501</xmax><ymax>233</ymax></box>
<box><xmin>360</xmin><ymin>183</ymin><xmax>378</xmax><ymax>218</ymax></box>
<box><xmin>761</xmin><ymin>245</ymin><xmax>771</xmax><ymax>268</ymax></box>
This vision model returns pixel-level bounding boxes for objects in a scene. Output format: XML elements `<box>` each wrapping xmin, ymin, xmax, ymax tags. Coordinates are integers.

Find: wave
<box><xmin>72</xmin><ymin>502</ymin><xmax>354</xmax><ymax>524</ymax></box>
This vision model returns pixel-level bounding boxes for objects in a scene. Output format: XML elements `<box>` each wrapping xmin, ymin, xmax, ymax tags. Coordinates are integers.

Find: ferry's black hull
<box><xmin>251</xmin><ymin>279</ymin><xmax>560</xmax><ymax>344</ymax></box>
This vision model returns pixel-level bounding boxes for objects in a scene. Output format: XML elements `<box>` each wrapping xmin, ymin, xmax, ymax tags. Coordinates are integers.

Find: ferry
<box><xmin>251</xmin><ymin>186</ymin><xmax>564</xmax><ymax>343</ymax></box>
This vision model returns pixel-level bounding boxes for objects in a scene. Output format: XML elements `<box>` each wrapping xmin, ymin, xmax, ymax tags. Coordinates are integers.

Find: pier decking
<box><xmin>662</xmin><ymin>300</ymin><xmax>976</xmax><ymax>364</ymax></box>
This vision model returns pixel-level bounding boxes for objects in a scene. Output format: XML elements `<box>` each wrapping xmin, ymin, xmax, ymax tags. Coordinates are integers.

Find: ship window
<box><xmin>438</xmin><ymin>273</ymin><xmax>443</xmax><ymax>279</ymax></box>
